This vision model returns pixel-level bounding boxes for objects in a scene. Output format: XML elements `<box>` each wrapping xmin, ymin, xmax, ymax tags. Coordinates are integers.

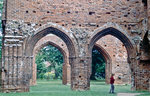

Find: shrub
<box><xmin>44</xmin><ymin>72</ymin><xmax>55</xmax><ymax>80</ymax></box>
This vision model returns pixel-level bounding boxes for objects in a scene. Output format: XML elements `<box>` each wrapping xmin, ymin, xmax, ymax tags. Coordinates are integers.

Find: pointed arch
<box><xmin>31</xmin><ymin>41</ymin><xmax>69</xmax><ymax>85</ymax></box>
<box><xmin>94</xmin><ymin>44</ymin><xmax>112</xmax><ymax>64</ymax></box>
<box><xmin>88</xmin><ymin>23</ymin><xmax>134</xmax><ymax>59</ymax></box>
<box><xmin>25</xmin><ymin>22</ymin><xmax>76</xmax><ymax>58</ymax></box>
<box><xmin>88</xmin><ymin>23</ymin><xmax>134</xmax><ymax>85</ymax></box>
<box><xmin>34</xmin><ymin>41</ymin><xmax>67</xmax><ymax>61</ymax></box>
<box><xmin>94</xmin><ymin>44</ymin><xmax>112</xmax><ymax>84</ymax></box>
<box><xmin>23</xmin><ymin>23</ymin><xmax>76</xmax><ymax>89</ymax></box>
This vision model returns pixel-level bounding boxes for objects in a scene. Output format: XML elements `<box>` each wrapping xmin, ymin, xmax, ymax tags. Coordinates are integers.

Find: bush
<box><xmin>37</xmin><ymin>73</ymin><xmax>45</xmax><ymax>79</ymax></box>
<box><xmin>44</xmin><ymin>72</ymin><xmax>55</xmax><ymax>80</ymax></box>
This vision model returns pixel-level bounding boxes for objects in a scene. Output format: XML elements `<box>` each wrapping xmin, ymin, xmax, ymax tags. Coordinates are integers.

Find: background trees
<box><xmin>91</xmin><ymin>48</ymin><xmax>105</xmax><ymax>80</ymax></box>
<box><xmin>36</xmin><ymin>45</ymin><xmax>63</xmax><ymax>79</ymax></box>
<box><xmin>36</xmin><ymin>45</ymin><xmax>106</xmax><ymax>80</ymax></box>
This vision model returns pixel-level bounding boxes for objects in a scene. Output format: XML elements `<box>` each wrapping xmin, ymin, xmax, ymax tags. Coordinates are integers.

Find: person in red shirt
<box><xmin>109</xmin><ymin>74</ymin><xmax>115</xmax><ymax>93</ymax></box>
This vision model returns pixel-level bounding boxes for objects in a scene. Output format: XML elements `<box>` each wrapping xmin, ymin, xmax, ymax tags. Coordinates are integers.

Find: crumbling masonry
<box><xmin>31</xmin><ymin>34</ymin><xmax>130</xmax><ymax>86</ymax></box>
<box><xmin>1</xmin><ymin>0</ymin><xmax>150</xmax><ymax>92</ymax></box>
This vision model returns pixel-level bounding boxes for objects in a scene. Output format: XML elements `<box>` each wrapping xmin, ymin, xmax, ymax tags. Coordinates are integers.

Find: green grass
<box><xmin>0</xmin><ymin>80</ymin><xmax>149</xmax><ymax>96</ymax></box>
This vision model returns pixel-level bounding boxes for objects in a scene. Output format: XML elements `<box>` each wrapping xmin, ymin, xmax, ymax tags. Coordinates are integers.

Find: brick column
<box><xmin>69</xmin><ymin>28</ymin><xmax>91</xmax><ymax>90</ymax></box>
<box><xmin>70</xmin><ymin>56</ymin><xmax>91</xmax><ymax>90</ymax></box>
<box><xmin>62</xmin><ymin>63</ymin><xmax>71</xmax><ymax>85</ymax></box>
<box><xmin>62</xmin><ymin>63</ymin><xmax>68</xmax><ymax>85</ymax></box>
<box><xmin>30</xmin><ymin>55</ymin><xmax>36</xmax><ymax>86</ymax></box>
<box><xmin>1</xmin><ymin>35</ymin><xmax>30</xmax><ymax>92</ymax></box>
<box><xmin>66</xmin><ymin>64</ymin><xmax>71</xmax><ymax>84</ymax></box>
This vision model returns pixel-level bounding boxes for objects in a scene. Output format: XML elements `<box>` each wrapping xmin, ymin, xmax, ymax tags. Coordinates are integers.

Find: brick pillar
<box><xmin>62</xmin><ymin>63</ymin><xmax>68</xmax><ymax>85</ymax></box>
<box><xmin>1</xmin><ymin>35</ymin><xmax>30</xmax><ymax>92</ymax></box>
<box><xmin>70</xmin><ymin>56</ymin><xmax>91</xmax><ymax>90</ymax></box>
<box><xmin>62</xmin><ymin>63</ymin><xmax>71</xmax><ymax>85</ymax></box>
<box><xmin>135</xmin><ymin>60</ymin><xmax>150</xmax><ymax>90</ymax></box>
<box><xmin>130</xmin><ymin>40</ymin><xmax>150</xmax><ymax>91</ymax></box>
<box><xmin>69</xmin><ymin>28</ymin><xmax>91</xmax><ymax>90</ymax></box>
<box><xmin>30</xmin><ymin>56</ymin><xmax>36</xmax><ymax>86</ymax></box>
<box><xmin>105</xmin><ymin>61</ymin><xmax>112</xmax><ymax>84</ymax></box>
<box><xmin>130</xmin><ymin>58</ymin><xmax>138</xmax><ymax>91</ymax></box>
<box><xmin>67</xmin><ymin>64</ymin><xmax>71</xmax><ymax>84</ymax></box>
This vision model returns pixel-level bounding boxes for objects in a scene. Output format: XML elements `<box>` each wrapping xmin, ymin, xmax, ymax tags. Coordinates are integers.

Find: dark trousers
<box><xmin>109</xmin><ymin>84</ymin><xmax>114</xmax><ymax>93</ymax></box>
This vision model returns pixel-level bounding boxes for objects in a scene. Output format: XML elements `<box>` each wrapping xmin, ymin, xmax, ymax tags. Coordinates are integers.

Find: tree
<box><xmin>91</xmin><ymin>48</ymin><xmax>106</xmax><ymax>80</ymax></box>
<box><xmin>36</xmin><ymin>45</ymin><xmax>63</xmax><ymax>79</ymax></box>
<box><xmin>36</xmin><ymin>52</ymin><xmax>47</xmax><ymax>79</ymax></box>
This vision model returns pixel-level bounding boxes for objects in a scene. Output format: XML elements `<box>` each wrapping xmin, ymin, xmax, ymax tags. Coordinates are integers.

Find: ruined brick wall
<box><xmin>3</xmin><ymin>0</ymin><xmax>147</xmax><ymax>36</ymax></box>
<box><xmin>32</xmin><ymin>35</ymin><xmax>130</xmax><ymax>86</ymax></box>
<box><xmin>2</xmin><ymin>0</ymin><xmax>150</xmax><ymax>92</ymax></box>
<box><xmin>5</xmin><ymin>0</ymin><xmax>146</xmax><ymax>24</ymax></box>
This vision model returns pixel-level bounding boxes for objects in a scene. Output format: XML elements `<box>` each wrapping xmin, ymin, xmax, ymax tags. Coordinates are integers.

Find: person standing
<box><xmin>109</xmin><ymin>74</ymin><xmax>115</xmax><ymax>93</ymax></box>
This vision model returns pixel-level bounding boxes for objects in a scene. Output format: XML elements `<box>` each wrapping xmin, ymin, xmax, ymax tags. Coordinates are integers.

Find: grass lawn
<box><xmin>0</xmin><ymin>80</ymin><xmax>149</xmax><ymax>96</ymax></box>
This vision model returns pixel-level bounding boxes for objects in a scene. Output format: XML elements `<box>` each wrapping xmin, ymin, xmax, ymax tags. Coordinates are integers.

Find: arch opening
<box><xmin>89</xmin><ymin>27</ymin><xmax>133</xmax><ymax>86</ymax></box>
<box><xmin>31</xmin><ymin>35</ymin><xmax>71</xmax><ymax>85</ymax></box>
<box><xmin>92</xmin><ymin>44</ymin><xmax>112</xmax><ymax>84</ymax></box>
<box><xmin>25</xmin><ymin>27</ymin><xmax>75</xmax><ymax>57</ymax></box>
<box><xmin>24</xmin><ymin>26</ymin><xmax>75</xmax><ymax>89</ymax></box>
<box><xmin>35</xmin><ymin>45</ymin><xmax>64</xmax><ymax>80</ymax></box>
<box><xmin>90</xmin><ymin>44</ymin><xmax>111</xmax><ymax>84</ymax></box>
<box><xmin>89</xmin><ymin>27</ymin><xmax>133</xmax><ymax>55</ymax></box>
<box><xmin>91</xmin><ymin>47</ymin><xmax>106</xmax><ymax>81</ymax></box>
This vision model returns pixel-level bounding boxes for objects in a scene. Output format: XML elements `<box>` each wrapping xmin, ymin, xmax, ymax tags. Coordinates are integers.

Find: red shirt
<box><xmin>110</xmin><ymin>76</ymin><xmax>115</xmax><ymax>84</ymax></box>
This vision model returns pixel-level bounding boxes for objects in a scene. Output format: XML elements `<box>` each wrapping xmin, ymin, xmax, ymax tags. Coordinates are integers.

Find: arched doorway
<box><xmin>24</xmin><ymin>25</ymin><xmax>76</xmax><ymax>91</ymax></box>
<box><xmin>88</xmin><ymin>27</ymin><xmax>134</xmax><ymax>89</ymax></box>
<box><xmin>93</xmin><ymin>44</ymin><xmax>112</xmax><ymax>84</ymax></box>
<box><xmin>96</xmin><ymin>35</ymin><xmax>131</xmax><ymax>84</ymax></box>
<box><xmin>31</xmin><ymin>37</ymin><xmax>70</xmax><ymax>85</ymax></box>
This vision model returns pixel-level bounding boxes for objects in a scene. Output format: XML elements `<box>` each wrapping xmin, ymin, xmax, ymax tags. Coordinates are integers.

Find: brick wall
<box><xmin>2</xmin><ymin>0</ymin><xmax>150</xmax><ymax>92</ymax></box>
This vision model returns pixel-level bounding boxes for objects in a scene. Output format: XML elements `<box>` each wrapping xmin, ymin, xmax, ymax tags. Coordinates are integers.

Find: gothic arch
<box><xmin>25</xmin><ymin>22</ymin><xmax>76</xmax><ymax>57</ymax></box>
<box><xmin>34</xmin><ymin>41</ymin><xmax>67</xmax><ymax>62</ymax></box>
<box><xmin>88</xmin><ymin>23</ymin><xmax>134</xmax><ymax>62</ymax></box>
<box><xmin>31</xmin><ymin>41</ymin><xmax>70</xmax><ymax>85</ymax></box>
<box><xmin>94</xmin><ymin>44</ymin><xmax>112</xmax><ymax>64</ymax></box>
<box><xmin>88</xmin><ymin>23</ymin><xmax>135</xmax><ymax>89</ymax></box>
<box><xmin>94</xmin><ymin>44</ymin><xmax>112</xmax><ymax>84</ymax></box>
<box><xmin>23</xmin><ymin>23</ymin><xmax>76</xmax><ymax>89</ymax></box>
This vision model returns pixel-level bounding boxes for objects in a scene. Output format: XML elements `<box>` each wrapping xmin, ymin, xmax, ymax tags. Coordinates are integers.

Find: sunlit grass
<box><xmin>0</xmin><ymin>80</ymin><xmax>149</xmax><ymax>96</ymax></box>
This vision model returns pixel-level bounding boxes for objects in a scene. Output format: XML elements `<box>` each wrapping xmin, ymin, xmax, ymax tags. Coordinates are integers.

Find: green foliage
<box><xmin>36</xmin><ymin>52</ymin><xmax>47</xmax><ymax>79</ymax></box>
<box><xmin>36</xmin><ymin>45</ymin><xmax>106</xmax><ymax>80</ymax></box>
<box><xmin>0</xmin><ymin>1</ymin><xmax>3</xmax><ymax>11</ymax></box>
<box><xmin>91</xmin><ymin>48</ymin><xmax>106</xmax><ymax>80</ymax></box>
<box><xmin>36</xmin><ymin>45</ymin><xmax>63</xmax><ymax>80</ymax></box>
<box><xmin>44</xmin><ymin>72</ymin><xmax>55</xmax><ymax>80</ymax></box>
<box><xmin>0</xmin><ymin>37</ymin><xmax>2</xmax><ymax>60</ymax></box>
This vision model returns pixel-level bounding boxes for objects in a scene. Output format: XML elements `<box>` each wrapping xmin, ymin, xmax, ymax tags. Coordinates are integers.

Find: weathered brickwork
<box><xmin>31</xmin><ymin>35</ymin><xmax>130</xmax><ymax>86</ymax></box>
<box><xmin>1</xmin><ymin>0</ymin><xmax>150</xmax><ymax>92</ymax></box>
